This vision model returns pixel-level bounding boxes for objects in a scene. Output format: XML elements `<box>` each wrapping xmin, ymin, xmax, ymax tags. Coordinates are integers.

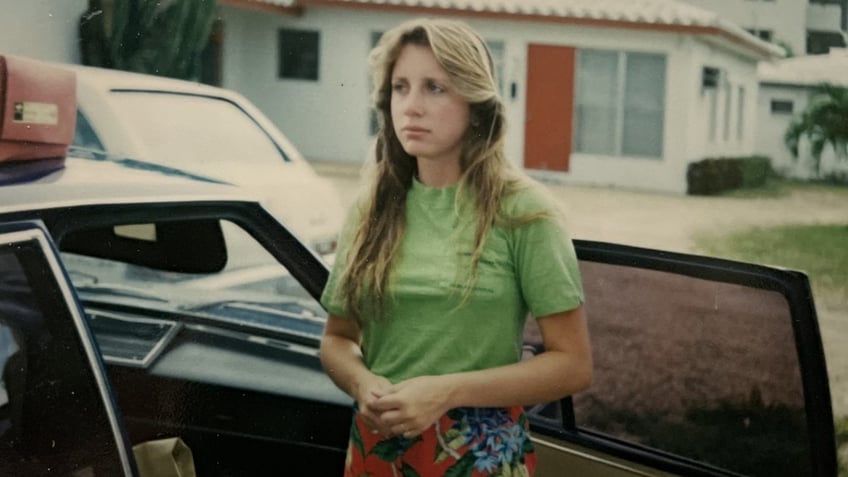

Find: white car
<box><xmin>66</xmin><ymin>64</ymin><xmax>343</xmax><ymax>256</ymax></box>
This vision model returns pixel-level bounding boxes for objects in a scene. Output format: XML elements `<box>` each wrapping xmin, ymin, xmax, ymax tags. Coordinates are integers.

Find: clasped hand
<box><xmin>356</xmin><ymin>375</ymin><xmax>450</xmax><ymax>439</ymax></box>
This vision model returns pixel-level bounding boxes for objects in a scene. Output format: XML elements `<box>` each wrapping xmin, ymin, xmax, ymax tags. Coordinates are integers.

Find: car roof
<box><xmin>63</xmin><ymin>63</ymin><xmax>243</xmax><ymax>100</ymax></box>
<box><xmin>0</xmin><ymin>154</ymin><xmax>257</xmax><ymax>214</ymax></box>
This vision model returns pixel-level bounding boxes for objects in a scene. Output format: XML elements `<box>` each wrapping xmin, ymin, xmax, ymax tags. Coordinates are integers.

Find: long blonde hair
<box><xmin>339</xmin><ymin>18</ymin><xmax>544</xmax><ymax>322</ymax></box>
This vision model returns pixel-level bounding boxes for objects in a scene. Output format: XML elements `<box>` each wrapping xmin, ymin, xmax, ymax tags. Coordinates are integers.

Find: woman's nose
<box><xmin>403</xmin><ymin>89</ymin><xmax>423</xmax><ymax>116</ymax></box>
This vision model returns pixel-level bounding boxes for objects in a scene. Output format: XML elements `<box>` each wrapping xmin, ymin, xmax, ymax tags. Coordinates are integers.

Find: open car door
<box><xmin>527</xmin><ymin>240</ymin><xmax>836</xmax><ymax>477</ymax></box>
<box><xmin>0</xmin><ymin>222</ymin><xmax>137</xmax><ymax>476</ymax></box>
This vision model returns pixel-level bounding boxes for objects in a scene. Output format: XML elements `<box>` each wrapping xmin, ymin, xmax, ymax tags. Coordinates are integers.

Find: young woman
<box><xmin>320</xmin><ymin>18</ymin><xmax>592</xmax><ymax>477</ymax></box>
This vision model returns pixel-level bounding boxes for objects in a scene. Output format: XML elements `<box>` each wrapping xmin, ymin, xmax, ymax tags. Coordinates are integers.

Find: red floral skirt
<box><xmin>344</xmin><ymin>406</ymin><xmax>536</xmax><ymax>477</ymax></box>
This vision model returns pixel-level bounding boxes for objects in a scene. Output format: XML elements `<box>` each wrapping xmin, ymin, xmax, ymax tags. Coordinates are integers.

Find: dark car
<box><xmin>0</xmin><ymin>55</ymin><xmax>837</xmax><ymax>477</ymax></box>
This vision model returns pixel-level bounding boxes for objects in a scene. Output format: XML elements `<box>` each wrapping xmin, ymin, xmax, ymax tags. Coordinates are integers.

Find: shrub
<box><xmin>687</xmin><ymin>156</ymin><xmax>772</xmax><ymax>195</ymax></box>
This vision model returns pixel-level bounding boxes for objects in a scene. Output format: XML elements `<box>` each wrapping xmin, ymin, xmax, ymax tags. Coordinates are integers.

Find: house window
<box><xmin>278</xmin><ymin>28</ymin><xmax>320</xmax><ymax>80</ymax></box>
<box><xmin>806</xmin><ymin>30</ymin><xmax>847</xmax><ymax>55</ymax></box>
<box><xmin>575</xmin><ymin>49</ymin><xmax>666</xmax><ymax>158</ymax></box>
<box><xmin>723</xmin><ymin>82</ymin><xmax>733</xmax><ymax>142</ymax></box>
<box><xmin>770</xmin><ymin>99</ymin><xmax>794</xmax><ymax>115</ymax></box>
<box><xmin>737</xmin><ymin>86</ymin><xmax>746</xmax><ymax>141</ymax></box>
<box><xmin>486</xmin><ymin>40</ymin><xmax>506</xmax><ymax>98</ymax></box>
<box><xmin>746</xmin><ymin>29</ymin><xmax>773</xmax><ymax>41</ymax></box>
<box><xmin>708</xmin><ymin>89</ymin><xmax>718</xmax><ymax>142</ymax></box>
<box><xmin>368</xmin><ymin>31</ymin><xmax>383</xmax><ymax>136</ymax></box>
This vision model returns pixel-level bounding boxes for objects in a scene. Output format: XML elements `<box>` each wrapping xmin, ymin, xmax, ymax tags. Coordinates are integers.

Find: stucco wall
<box><xmin>0</xmin><ymin>0</ymin><xmax>88</xmax><ymax>64</ymax></box>
<box><xmin>757</xmin><ymin>83</ymin><xmax>848</xmax><ymax>180</ymax></box>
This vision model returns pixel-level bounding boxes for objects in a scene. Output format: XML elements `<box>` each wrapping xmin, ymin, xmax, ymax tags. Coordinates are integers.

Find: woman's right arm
<box><xmin>320</xmin><ymin>314</ymin><xmax>393</xmax><ymax>435</ymax></box>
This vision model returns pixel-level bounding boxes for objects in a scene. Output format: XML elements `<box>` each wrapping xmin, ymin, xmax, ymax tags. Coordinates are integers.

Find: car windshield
<box><xmin>59</xmin><ymin>218</ymin><xmax>326</xmax><ymax>366</ymax></box>
<box><xmin>108</xmin><ymin>91</ymin><xmax>289</xmax><ymax>168</ymax></box>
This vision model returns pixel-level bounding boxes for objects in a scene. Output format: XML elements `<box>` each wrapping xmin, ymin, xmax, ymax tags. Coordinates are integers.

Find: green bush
<box><xmin>687</xmin><ymin>156</ymin><xmax>772</xmax><ymax>195</ymax></box>
<box><xmin>837</xmin><ymin>415</ymin><xmax>848</xmax><ymax>476</ymax></box>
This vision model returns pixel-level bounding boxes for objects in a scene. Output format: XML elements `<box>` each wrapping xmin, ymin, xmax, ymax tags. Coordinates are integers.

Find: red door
<box><xmin>524</xmin><ymin>44</ymin><xmax>576</xmax><ymax>172</ymax></box>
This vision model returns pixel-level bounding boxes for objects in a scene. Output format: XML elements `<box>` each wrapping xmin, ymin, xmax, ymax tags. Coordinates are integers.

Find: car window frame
<box><xmin>527</xmin><ymin>239</ymin><xmax>836</xmax><ymax>477</ymax></box>
<box><xmin>43</xmin><ymin>200</ymin><xmax>329</xmax><ymax>336</ymax></box>
<box><xmin>0</xmin><ymin>221</ymin><xmax>137</xmax><ymax>476</ymax></box>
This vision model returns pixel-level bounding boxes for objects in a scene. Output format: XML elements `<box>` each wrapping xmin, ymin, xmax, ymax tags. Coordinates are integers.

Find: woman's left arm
<box><xmin>370</xmin><ymin>305</ymin><xmax>592</xmax><ymax>437</ymax></box>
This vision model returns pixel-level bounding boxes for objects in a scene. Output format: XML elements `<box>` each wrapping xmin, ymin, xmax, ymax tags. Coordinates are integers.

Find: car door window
<box><xmin>523</xmin><ymin>243</ymin><xmax>834</xmax><ymax>477</ymax></box>
<box><xmin>0</xmin><ymin>227</ymin><xmax>132</xmax><ymax>476</ymax></box>
<box><xmin>576</xmin><ymin>260</ymin><xmax>810</xmax><ymax>476</ymax></box>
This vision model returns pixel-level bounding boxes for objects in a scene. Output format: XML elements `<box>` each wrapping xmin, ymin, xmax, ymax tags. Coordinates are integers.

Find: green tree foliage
<box><xmin>784</xmin><ymin>83</ymin><xmax>848</xmax><ymax>177</ymax></box>
<box><xmin>79</xmin><ymin>0</ymin><xmax>218</xmax><ymax>81</ymax></box>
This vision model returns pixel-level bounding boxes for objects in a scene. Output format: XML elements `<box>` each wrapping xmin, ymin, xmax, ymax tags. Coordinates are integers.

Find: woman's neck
<box><xmin>415</xmin><ymin>157</ymin><xmax>461</xmax><ymax>188</ymax></box>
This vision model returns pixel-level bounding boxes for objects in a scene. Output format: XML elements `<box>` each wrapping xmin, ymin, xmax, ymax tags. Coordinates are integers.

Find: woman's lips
<box><xmin>401</xmin><ymin>126</ymin><xmax>428</xmax><ymax>140</ymax></box>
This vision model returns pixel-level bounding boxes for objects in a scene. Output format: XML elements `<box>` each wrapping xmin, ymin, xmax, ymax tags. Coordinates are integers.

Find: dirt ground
<box><xmin>315</xmin><ymin>162</ymin><xmax>848</xmax><ymax>419</ymax></box>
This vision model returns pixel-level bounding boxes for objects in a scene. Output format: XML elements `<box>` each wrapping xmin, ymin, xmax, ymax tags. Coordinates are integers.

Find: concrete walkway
<box><xmin>313</xmin><ymin>160</ymin><xmax>848</xmax><ymax>417</ymax></box>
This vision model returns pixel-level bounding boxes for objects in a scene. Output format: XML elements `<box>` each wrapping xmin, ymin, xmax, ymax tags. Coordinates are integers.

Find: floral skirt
<box><xmin>344</xmin><ymin>406</ymin><xmax>536</xmax><ymax>477</ymax></box>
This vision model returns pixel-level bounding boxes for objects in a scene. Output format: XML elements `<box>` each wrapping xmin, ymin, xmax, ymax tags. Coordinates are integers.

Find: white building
<box><xmin>219</xmin><ymin>0</ymin><xmax>780</xmax><ymax>194</ymax></box>
<box><xmin>0</xmin><ymin>0</ymin><xmax>87</xmax><ymax>63</ymax></box>
<box><xmin>1</xmin><ymin>0</ymin><xmax>785</xmax><ymax>194</ymax></box>
<box><xmin>679</xmin><ymin>0</ymin><xmax>847</xmax><ymax>55</ymax></box>
<box><xmin>757</xmin><ymin>48</ymin><xmax>848</xmax><ymax>179</ymax></box>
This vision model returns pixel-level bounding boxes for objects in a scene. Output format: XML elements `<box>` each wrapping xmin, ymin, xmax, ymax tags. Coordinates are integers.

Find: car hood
<box><xmin>213</xmin><ymin>164</ymin><xmax>344</xmax><ymax>245</ymax></box>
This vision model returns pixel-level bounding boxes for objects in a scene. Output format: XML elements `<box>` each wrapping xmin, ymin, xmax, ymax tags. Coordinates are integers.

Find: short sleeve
<box><xmin>509</xmin><ymin>188</ymin><xmax>584</xmax><ymax>318</ymax></box>
<box><xmin>320</xmin><ymin>203</ymin><xmax>362</xmax><ymax>318</ymax></box>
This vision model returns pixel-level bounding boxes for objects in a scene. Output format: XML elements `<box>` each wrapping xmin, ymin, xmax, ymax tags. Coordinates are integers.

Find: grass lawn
<box><xmin>695</xmin><ymin>223</ymin><xmax>848</xmax><ymax>304</ymax></box>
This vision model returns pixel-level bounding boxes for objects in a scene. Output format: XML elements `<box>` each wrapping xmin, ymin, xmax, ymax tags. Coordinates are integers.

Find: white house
<box><xmin>757</xmin><ymin>48</ymin><xmax>848</xmax><ymax>179</ymax></box>
<box><xmin>679</xmin><ymin>0</ymin><xmax>846</xmax><ymax>56</ymax></box>
<box><xmin>219</xmin><ymin>0</ymin><xmax>781</xmax><ymax>194</ymax></box>
<box><xmin>0</xmin><ymin>0</ymin><xmax>88</xmax><ymax>64</ymax></box>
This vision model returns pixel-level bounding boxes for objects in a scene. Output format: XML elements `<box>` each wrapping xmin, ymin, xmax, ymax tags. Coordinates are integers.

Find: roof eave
<box><xmin>236</xmin><ymin>0</ymin><xmax>783</xmax><ymax>61</ymax></box>
<box><xmin>712</xmin><ymin>19</ymin><xmax>785</xmax><ymax>61</ymax></box>
<box><xmin>219</xmin><ymin>0</ymin><xmax>304</xmax><ymax>16</ymax></box>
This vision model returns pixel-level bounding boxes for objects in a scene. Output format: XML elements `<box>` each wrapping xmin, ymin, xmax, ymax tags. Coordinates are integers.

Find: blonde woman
<box><xmin>320</xmin><ymin>18</ymin><xmax>592</xmax><ymax>477</ymax></box>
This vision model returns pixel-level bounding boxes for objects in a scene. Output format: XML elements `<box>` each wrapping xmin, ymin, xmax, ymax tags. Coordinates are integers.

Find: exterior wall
<box><xmin>221</xmin><ymin>6</ymin><xmax>381</xmax><ymax>164</ymax></box>
<box><xmin>807</xmin><ymin>3</ymin><xmax>844</xmax><ymax>32</ymax></box>
<box><xmin>0</xmin><ymin>0</ymin><xmax>88</xmax><ymax>63</ymax></box>
<box><xmin>687</xmin><ymin>42</ymin><xmax>761</xmax><ymax>161</ymax></box>
<box><xmin>221</xmin><ymin>6</ymin><xmax>762</xmax><ymax>194</ymax></box>
<box><xmin>527</xmin><ymin>28</ymin><xmax>694</xmax><ymax>194</ymax></box>
<box><xmin>757</xmin><ymin>84</ymin><xmax>848</xmax><ymax>179</ymax></box>
<box><xmin>681</xmin><ymin>0</ymin><xmax>808</xmax><ymax>55</ymax></box>
<box><xmin>758</xmin><ymin>84</ymin><xmax>811</xmax><ymax>178</ymax></box>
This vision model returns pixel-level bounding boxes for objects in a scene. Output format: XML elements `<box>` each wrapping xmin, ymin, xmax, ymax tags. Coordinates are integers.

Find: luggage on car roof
<box><xmin>0</xmin><ymin>54</ymin><xmax>76</xmax><ymax>184</ymax></box>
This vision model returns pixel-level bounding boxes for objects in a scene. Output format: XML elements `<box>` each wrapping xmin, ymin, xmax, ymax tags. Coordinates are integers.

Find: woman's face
<box><xmin>390</xmin><ymin>43</ymin><xmax>470</xmax><ymax>168</ymax></box>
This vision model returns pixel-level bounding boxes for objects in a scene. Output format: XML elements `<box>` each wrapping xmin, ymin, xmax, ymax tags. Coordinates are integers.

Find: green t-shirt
<box><xmin>320</xmin><ymin>178</ymin><xmax>583</xmax><ymax>383</ymax></box>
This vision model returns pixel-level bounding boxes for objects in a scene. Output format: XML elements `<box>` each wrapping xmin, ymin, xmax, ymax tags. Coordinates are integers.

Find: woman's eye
<box><xmin>428</xmin><ymin>82</ymin><xmax>445</xmax><ymax>94</ymax></box>
<box><xmin>391</xmin><ymin>82</ymin><xmax>408</xmax><ymax>93</ymax></box>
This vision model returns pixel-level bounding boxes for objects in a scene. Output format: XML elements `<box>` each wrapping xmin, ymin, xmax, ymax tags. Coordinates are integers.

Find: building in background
<box><xmin>2</xmin><ymin>0</ymin><xmax>789</xmax><ymax>194</ymax></box>
<box><xmin>219</xmin><ymin>0</ymin><xmax>780</xmax><ymax>194</ymax></box>
<box><xmin>680</xmin><ymin>0</ymin><xmax>847</xmax><ymax>55</ymax></box>
<box><xmin>0</xmin><ymin>0</ymin><xmax>88</xmax><ymax>63</ymax></box>
<box><xmin>757</xmin><ymin>48</ymin><xmax>848</xmax><ymax>179</ymax></box>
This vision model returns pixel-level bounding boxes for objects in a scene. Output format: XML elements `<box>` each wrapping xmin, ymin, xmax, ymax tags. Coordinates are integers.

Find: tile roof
<box><xmin>238</xmin><ymin>0</ymin><xmax>781</xmax><ymax>58</ymax></box>
<box><xmin>257</xmin><ymin>0</ymin><xmax>719</xmax><ymax>25</ymax></box>
<box><xmin>759</xmin><ymin>48</ymin><xmax>848</xmax><ymax>87</ymax></box>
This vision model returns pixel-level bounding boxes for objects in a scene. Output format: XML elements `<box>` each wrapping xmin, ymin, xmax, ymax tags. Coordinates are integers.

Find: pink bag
<box><xmin>0</xmin><ymin>54</ymin><xmax>76</xmax><ymax>182</ymax></box>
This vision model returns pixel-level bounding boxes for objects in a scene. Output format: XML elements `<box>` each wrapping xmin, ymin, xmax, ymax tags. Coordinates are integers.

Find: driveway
<box><xmin>314</xmin><ymin>161</ymin><xmax>848</xmax><ymax>418</ymax></box>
